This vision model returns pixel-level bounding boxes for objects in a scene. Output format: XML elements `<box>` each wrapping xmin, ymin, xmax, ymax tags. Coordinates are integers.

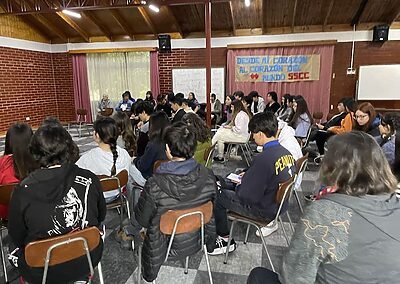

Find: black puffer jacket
<box><xmin>135</xmin><ymin>159</ymin><xmax>216</xmax><ymax>282</ymax></box>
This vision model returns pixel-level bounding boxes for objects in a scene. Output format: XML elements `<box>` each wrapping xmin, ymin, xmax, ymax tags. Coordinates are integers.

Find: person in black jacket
<box><xmin>8</xmin><ymin>121</ymin><xmax>106</xmax><ymax>284</ymax></box>
<box><xmin>134</xmin><ymin>122</ymin><xmax>216</xmax><ymax>282</ymax></box>
<box><xmin>171</xmin><ymin>94</ymin><xmax>186</xmax><ymax>124</ymax></box>
<box><xmin>134</xmin><ymin>101</ymin><xmax>154</xmax><ymax>157</ymax></box>
<box><xmin>209</xmin><ymin>112</ymin><xmax>296</xmax><ymax>255</ymax></box>
<box><xmin>264</xmin><ymin>91</ymin><xmax>280</xmax><ymax>113</ymax></box>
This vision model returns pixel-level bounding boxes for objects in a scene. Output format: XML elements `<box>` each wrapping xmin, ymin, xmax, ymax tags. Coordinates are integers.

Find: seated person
<box><xmin>76</xmin><ymin>117</ymin><xmax>131</xmax><ymax>203</ymax></box>
<box><xmin>0</xmin><ymin>123</ymin><xmax>37</xmax><ymax>219</ymax></box>
<box><xmin>187</xmin><ymin>92</ymin><xmax>199</xmax><ymax>110</ymax></box>
<box><xmin>144</xmin><ymin>90</ymin><xmax>156</xmax><ymax>108</ymax></box>
<box><xmin>275</xmin><ymin>94</ymin><xmax>293</xmax><ymax>122</ymax></box>
<box><xmin>182</xmin><ymin>99</ymin><xmax>196</xmax><ymax>113</ymax></box>
<box><xmin>131</xmin><ymin>111</ymin><xmax>169</xmax><ymax>187</ymax></box>
<box><xmin>155</xmin><ymin>94</ymin><xmax>172</xmax><ymax>117</ymax></box>
<box><xmin>97</xmin><ymin>94</ymin><xmax>111</xmax><ymax>112</ymax></box>
<box><xmin>114</xmin><ymin>111</ymin><xmax>137</xmax><ymax>157</ymax></box>
<box><xmin>277</xmin><ymin>120</ymin><xmax>303</xmax><ymax>161</ymax></box>
<box><xmin>134</xmin><ymin>101</ymin><xmax>154</xmax><ymax>157</ymax></box>
<box><xmin>376</xmin><ymin>112</ymin><xmax>400</xmax><ymax>166</ymax></box>
<box><xmin>353</xmin><ymin>102</ymin><xmax>381</xmax><ymax>137</ymax></box>
<box><xmin>182</xmin><ymin>113</ymin><xmax>212</xmax><ymax>167</ymax></box>
<box><xmin>248</xmin><ymin>131</ymin><xmax>400</xmax><ymax>284</ymax></box>
<box><xmin>171</xmin><ymin>94</ymin><xmax>186</xmax><ymax>124</ymax></box>
<box><xmin>209</xmin><ymin>112</ymin><xmax>296</xmax><ymax>255</ymax></box>
<box><xmin>8</xmin><ymin>122</ymin><xmax>106</xmax><ymax>284</ymax></box>
<box><xmin>210</xmin><ymin>93</ymin><xmax>222</xmax><ymax>125</ymax></box>
<box><xmin>264</xmin><ymin>91</ymin><xmax>281</xmax><ymax>113</ymax></box>
<box><xmin>212</xmin><ymin>100</ymin><xmax>251</xmax><ymax>162</ymax></box>
<box><xmin>250</xmin><ymin>91</ymin><xmax>265</xmax><ymax>114</ymax></box>
<box><xmin>115</xmin><ymin>91</ymin><xmax>134</xmax><ymax>112</ymax></box>
<box><xmin>134</xmin><ymin>122</ymin><xmax>216</xmax><ymax>282</ymax></box>
<box><xmin>288</xmin><ymin>96</ymin><xmax>313</xmax><ymax>139</ymax></box>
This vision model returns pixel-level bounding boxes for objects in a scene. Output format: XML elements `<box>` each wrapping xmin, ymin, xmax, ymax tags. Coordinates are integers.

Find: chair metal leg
<box><xmin>137</xmin><ymin>245</ymin><xmax>142</xmax><ymax>284</ymax></box>
<box><xmin>278</xmin><ymin>217</ymin><xmax>290</xmax><ymax>246</ymax></box>
<box><xmin>257</xmin><ymin>225</ymin><xmax>275</xmax><ymax>272</ymax></box>
<box><xmin>97</xmin><ymin>262</ymin><xmax>104</xmax><ymax>284</ymax></box>
<box><xmin>225</xmin><ymin>144</ymin><xmax>233</xmax><ymax>163</ymax></box>
<box><xmin>203</xmin><ymin>244</ymin><xmax>213</xmax><ymax>284</ymax></box>
<box><xmin>223</xmin><ymin>221</ymin><xmax>236</xmax><ymax>264</ymax></box>
<box><xmin>184</xmin><ymin>256</ymin><xmax>189</xmax><ymax>274</ymax></box>
<box><xmin>239</xmin><ymin>145</ymin><xmax>250</xmax><ymax>167</ymax></box>
<box><xmin>0</xmin><ymin>228</ymin><xmax>8</xmax><ymax>283</ymax></box>
<box><xmin>244</xmin><ymin>224</ymin><xmax>250</xmax><ymax>244</ymax></box>
<box><xmin>125</xmin><ymin>198</ymin><xmax>132</xmax><ymax>220</ymax></box>
<box><xmin>286</xmin><ymin>212</ymin><xmax>294</xmax><ymax>232</ymax></box>
<box><xmin>293</xmin><ymin>189</ymin><xmax>304</xmax><ymax>213</ymax></box>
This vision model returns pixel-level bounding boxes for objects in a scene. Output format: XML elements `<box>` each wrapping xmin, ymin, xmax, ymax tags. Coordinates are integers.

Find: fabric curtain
<box><xmin>72</xmin><ymin>54</ymin><xmax>92</xmax><ymax>122</ymax></box>
<box><xmin>150</xmin><ymin>51</ymin><xmax>160</xmax><ymax>97</ymax></box>
<box><xmin>227</xmin><ymin>45</ymin><xmax>335</xmax><ymax>115</ymax></box>
<box><xmin>86</xmin><ymin>52</ymin><xmax>150</xmax><ymax>120</ymax></box>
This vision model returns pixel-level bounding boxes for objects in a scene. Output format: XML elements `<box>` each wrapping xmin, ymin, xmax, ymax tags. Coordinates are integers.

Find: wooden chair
<box><xmin>0</xmin><ymin>183</ymin><xmax>17</xmax><ymax>284</ymax></box>
<box><xmin>224</xmin><ymin>176</ymin><xmax>296</xmax><ymax>271</ymax></box>
<box><xmin>204</xmin><ymin>144</ymin><xmax>216</xmax><ymax>168</ymax></box>
<box><xmin>137</xmin><ymin>201</ymin><xmax>213</xmax><ymax>283</ymax></box>
<box><xmin>313</xmin><ymin>111</ymin><xmax>324</xmax><ymax>124</ymax></box>
<box><xmin>98</xmin><ymin>170</ymin><xmax>129</xmax><ymax>229</ymax></box>
<box><xmin>25</xmin><ymin>226</ymin><xmax>104</xmax><ymax>284</ymax></box>
<box><xmin>292</xmin><ymin>153</ymin><xmax>309</xmax><ymax>215</ymax></box>
<box><xmin>99</xmin><ymin>108</ymin><xmax>113</xmax><ymax>117</ymax></box>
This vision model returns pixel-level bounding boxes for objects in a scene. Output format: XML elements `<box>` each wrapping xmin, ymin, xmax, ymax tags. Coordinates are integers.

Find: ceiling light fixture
<box><xmin>62</xmin><ymin>9</ymin><xmax>81</xmax><ymax>19</ymax></box>
<box><xmin>245</xmin><ymin>0</ymin><xmax>251</xmax><ymax>7</ymax></box>
<box><xmin>149</xmin><ymin>4</ymin><xmax>160</xmax><ymax>13</ymax></box>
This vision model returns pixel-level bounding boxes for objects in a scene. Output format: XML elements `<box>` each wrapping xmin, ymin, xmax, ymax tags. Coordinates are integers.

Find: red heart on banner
<box><xmin>254</xmin><ymin>73</ymin><xmax>259</xmax><ymax>79</ymax></box>
<box><xmin>250</xmin><ymin>73</ymin><xmax>259</xmax><ymax>80</ymax></box>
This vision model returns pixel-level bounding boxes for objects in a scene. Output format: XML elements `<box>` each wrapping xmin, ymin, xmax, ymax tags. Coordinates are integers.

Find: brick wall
<box><xmin>0</xmin><ymin>47</ymin><xmax>75</xmax><ymax>133</ymax></box>
<box><xmin>158</xmin><ymin>48</ymin><xmax>227</xmax><ymax>94</ymax></box>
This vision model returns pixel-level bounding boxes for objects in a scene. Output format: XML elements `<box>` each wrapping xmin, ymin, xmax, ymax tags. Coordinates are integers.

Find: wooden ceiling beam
<box><xmin>56</xmin><ymin>11</ymin><xmax>90</xmax><ymax>42</ymax></box>
<box><xmin>137</xmin><ymin>7</ymin><xmax>158</xmax><ymax>37</ymax></box>
<box><xmin>229</xmin><ymin>1</ymin><xmax>236</xmax><ymax>36</ymax></box>
<box><xmin>323</xmin><ymin>0</ymin><xmax>335</xmax><ymax>32</ymax></box>
<box><xmin>351</xmin><ymin>0</ymin><xmax>369</xmax><ymax>26</ymax></box>
<box><xmin>291</xmin><ymin>0</ymin><xmax>298</xmax><ymax>33</ymax></box>
<box><xmin>82</xmin><ymin>11</ymin><xmax>112</xmax><ymax>41</ymax></box>
<box><xmin>110</xmin><ymin>10</ymin><xmax>135</xmax><ymax>40</ymax></box>
<box><xmin>387</xmin><ymin>1</ymin><xmax>400</xmax><ymax>25</ymax></box>
<box><xmin>165</xmin><ymin>6</ymin><xmax>184</xmax><ymax>38</ymax></box>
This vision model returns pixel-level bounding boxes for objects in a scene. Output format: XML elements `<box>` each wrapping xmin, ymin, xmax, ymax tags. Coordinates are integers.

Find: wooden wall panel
<box><xmin>331</xmin><ymin>41</ymin><xmax>400</xmax><ymax>110</ymax></box>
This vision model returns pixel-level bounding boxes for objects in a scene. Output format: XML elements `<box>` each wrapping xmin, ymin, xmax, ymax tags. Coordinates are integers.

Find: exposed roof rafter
<box><xmin>82</xmin><ymin>11</ymin><xmax>113</xmax><ymax>41</ymax></box>
<box><xmin>110</xmin><ymin>10</ymin><xmax>135</xmax><ymax>40</ymax></box>
<box><xmin>56</xmin><ymin>11</ymin><xmax>90</xmax><ymax>42</ymax></box>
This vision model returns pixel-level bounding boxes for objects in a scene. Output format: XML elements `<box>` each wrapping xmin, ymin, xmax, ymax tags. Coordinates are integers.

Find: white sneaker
<box><xmin>255</xmin><ymin>221</ymin><xmax>278</xmax><ymax>237</ymax></box>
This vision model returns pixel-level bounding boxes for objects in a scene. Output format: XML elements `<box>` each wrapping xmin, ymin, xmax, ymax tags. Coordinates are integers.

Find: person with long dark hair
<box><xmin>8</xmin><ymin>122</ymin><xmax>106</xmax><ymax>284</ymax></box>
<box><xmin>155</xmin><ymin>94</ymin><xmax>172</xmax><ymax>117</ymax></box>
<box><xmin>212</xmin><ymin>100</ymin><xmax>251</xmax><ymax>162</ymax></box>
<box><xmin>76</xmin><ymin>117</ymin><xmax>131</xmax><ymax>202</ymax></box>
<box><xmin>248</xmin><ymin>131</ymin><xmax>400</xmax><ymax>284</ymax></box>
<box><xmin>182</xmin><ymin>113</ymin><xmax>212</xmax><ymax>167</ymax></box>
<box><xmin>144</xmin><ymin>90</ymin><xmax>156</xmax><ymax>108</ymax></box>
<box><xmin>377</xmin><ymin>112</ymin><xmax>400</xmax><ymax>171</ymax></box>
<box><xmin>114</xmin><ymin>111</ymin><xmax>137</xmax><ymax>157</ymax></box>
<box><xmin>275</xmin><ymin>94</ymin><xmax>293</xmax><ymax>122</ymax></box>
<box><xmin>0</xmin><ymin>123</ymin><xmax>37</xmax><ymax>219</ymax></box>
<box><xmin>222</xmin><ymin>95</ymin><xmax>235</xmax><ymax>124</ymax></box>
<box><xmin>353</xmin><ymin>102</ymin><xmax>381</xmax><ymax>136</ymax></box>
<box><xmin>187</xmin><ymin>92</ymin><xmax>199</xmax><ymax>110</ymax></box>
<box><xmin>288</xmin><ymin>96</ymin><xmax>313</xmax><ymax>138</ymax></box>
<box><xmin>264</xmin><ymin>91</ymin><xmax>280</xmax><ymax>113</ymax></box>
<box><xmin>249</xmin><ymin>91</ymin><xmax>265</xmax><ymax>114</ymax></box>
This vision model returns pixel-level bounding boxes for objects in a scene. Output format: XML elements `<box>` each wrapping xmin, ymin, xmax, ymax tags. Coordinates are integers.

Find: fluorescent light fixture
<box><xmin>141</xmin><ymin>0</ymin><xmax>147</xmax><ymax>4</ymax></box>
<box><xmin>149</xmin><ymin>4</ymin><xmax>160</xmax><ymax>13</ymax></box>
<box><xmin>245</xmin><ymin>0</ymin><xmax>251</xmax><ymax>7</ymax></box>
<box><xmin>62</xmin><ymin>9</ymin><xmax>81</xmax><ymax>19</ymax></box>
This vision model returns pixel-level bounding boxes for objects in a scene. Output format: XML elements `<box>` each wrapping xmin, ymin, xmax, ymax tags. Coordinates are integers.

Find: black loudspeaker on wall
<box><xmin>158</xmin><ymin>34</ymin><xmax>171</xmax><ymax>52</ymax></box>
<box><xmin>373</xmin><ymin>25</ymin><xmax>389</xmax><ymax>42</ymax></box>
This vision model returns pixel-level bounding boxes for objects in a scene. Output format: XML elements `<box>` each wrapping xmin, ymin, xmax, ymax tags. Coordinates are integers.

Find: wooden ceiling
<box><xmin>1</xmin><ymin>0</ymin><xmax>400</xmax><ymax>43</ymax></box>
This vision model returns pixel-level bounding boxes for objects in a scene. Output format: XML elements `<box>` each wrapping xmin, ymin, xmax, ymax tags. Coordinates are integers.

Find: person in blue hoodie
<box><xmin>209</xmin><ymin>112</ymin><xmax>296</xmax><ymax>256</ymax></box>
<box><xmin>247</xmin><ymin>131</ymin><xmax>400</xmax><ymax>284</ymax></box>
<box><xmin>134</xmin><ymin>122</ymin><xmax>216</xmax><ymax>282</ymax></box>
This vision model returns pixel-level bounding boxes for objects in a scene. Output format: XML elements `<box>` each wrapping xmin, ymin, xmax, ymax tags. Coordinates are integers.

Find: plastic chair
<box><xmin>137</xmin><ymin>201</ymin><xmax>214</xmax><ymax>284</ymax></box>
<box><xmin>224</xmin><ymin>176</ymin><xmax>296</xmax><ymax>271</ymax></box>
<box><xmin>0</xmin><ymin>183</ymin><xmax>17</xmax><ymax>283</ymax></box>
<box><xmin>98</xmin><ymin>170</ymin><xmax>129</xmax><ymax>229</ymax></box>
<box><xmin>25</xmin><ymin>226</ymin><xmax>104</xmax><ymax>284</ymax></box>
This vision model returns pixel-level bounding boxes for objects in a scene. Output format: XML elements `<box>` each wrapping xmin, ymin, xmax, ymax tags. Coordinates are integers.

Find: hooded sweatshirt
<box><xmin>280</xmin><ymin>192</ymin><xmax>400</xmax><ymax>284</ymax></box>
<box><xmin>8</xmin><ymin>163</ymin><xmax>106</xmax><ymax>283</ymax></box>
<box><xmin>134</xmin><ymin>159</ymin><xmax>216</xmax><ymax>282</ymax></box>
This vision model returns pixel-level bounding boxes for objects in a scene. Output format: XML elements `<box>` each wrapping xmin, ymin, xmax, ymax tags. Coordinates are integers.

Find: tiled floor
<box><xmin>0</xmin><ymin>128</ymin><xmax>320</xmax><ymax>284</ymax></box>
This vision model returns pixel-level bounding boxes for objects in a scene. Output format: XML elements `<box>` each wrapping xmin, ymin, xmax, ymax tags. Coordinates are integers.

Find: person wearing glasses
<box><xmin>353</xmin><ymin>102</ymin><xmax>381</xmax><ymax>137</ymax></box>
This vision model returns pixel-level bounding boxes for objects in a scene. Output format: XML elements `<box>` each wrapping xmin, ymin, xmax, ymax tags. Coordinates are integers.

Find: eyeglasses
<box><xmin>354</xmin><ymin>114</ymin><xmax>369</xmax><ymax>120</ymax></box>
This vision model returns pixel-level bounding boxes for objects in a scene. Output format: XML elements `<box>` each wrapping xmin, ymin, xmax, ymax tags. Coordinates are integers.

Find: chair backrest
<box><xmin>77</xmin><ymin>109</ymin><xmax>87</xmax><ymax>116</ymax></box>
<box><xmin>204</xmin><ymin>144</ymin><xmax>216</xmax><ymax>168</ymax></box>
<box><xmin>295</xmin><ymin>153</ymin><xmax>309</xmax><ymax>175</ymax></box>
<box><xmin>98</xmin><ymin>170</ymin><xmax>128</xmax><ymax>192</ymax></box>
<box><xmin>301</xmin><ymin>126</ymin><xmax>313</xmax><ymax>149</ymax></box>
<box><xmin>160</xmin><ymin>201</ymin><xmax>213</xmax><ymax>235</ymax></box>
<box><xmin>274</xmin><ymin>176</ymin><xmax>296</xmax><ymax>219</ymax></box>
<box><xmin>100</xmin><ymin>108</ymin><xmax>113</xmax><ymax>117</ymax></box>
<box><xmin>25</xmin><ymin>226</ymin><xmax>101</xmax><ymax>267</ymax></box>
<box><xmin>0</xmin><ymin>183</ymin><xmax>17</xmax><ymax>206</ymax></box>
<box><xmin>313</xmin><ymin>112</ymin><xmax>323</xmax><ymax>121</ymax></box>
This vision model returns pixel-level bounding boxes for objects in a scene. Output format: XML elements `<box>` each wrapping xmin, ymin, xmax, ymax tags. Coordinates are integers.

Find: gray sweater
<box><xmin>280</xmin><ymin>193</ymin><xmax>400</xmax><ymax>284</ymax></box>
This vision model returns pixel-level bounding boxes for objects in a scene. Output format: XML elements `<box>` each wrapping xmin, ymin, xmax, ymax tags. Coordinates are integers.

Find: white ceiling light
<box><xmin>62</xmin><ymin>10</ymin><xmax>81</xmax><ymax>19</ymax></box>
<box><xmin>245</xmin><ymin>0</ymin><xmax>251</xmax><ymax>7</ymax></box>
<box><xmin>149</xmin><ymin>4</ymin><xmax>160</xmax><ymax>13</ymax></box>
